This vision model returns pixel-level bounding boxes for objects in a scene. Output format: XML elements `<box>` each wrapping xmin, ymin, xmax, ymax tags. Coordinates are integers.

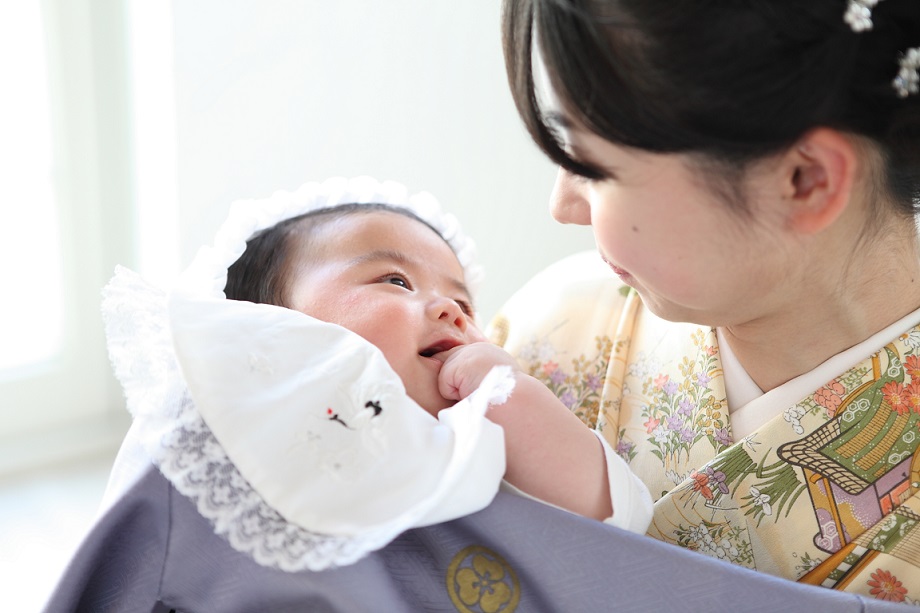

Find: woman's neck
<box><xmin>721</xmin><ymin>221</ymin><xmax>920</xmax><ymax>392</ymax></box>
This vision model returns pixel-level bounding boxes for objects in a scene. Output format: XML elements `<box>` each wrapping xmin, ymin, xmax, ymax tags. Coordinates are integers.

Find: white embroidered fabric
<box><xmin>102</xmin><ymin>177</ymin><xmax>512</xmax><ymax>572</ymax></box>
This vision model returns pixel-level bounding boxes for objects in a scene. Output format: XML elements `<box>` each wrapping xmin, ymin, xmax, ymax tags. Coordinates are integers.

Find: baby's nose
<box><xmin>429</xmin><ymin>297</ymin><xmax>467</xmax><ymax>330</ymax></box>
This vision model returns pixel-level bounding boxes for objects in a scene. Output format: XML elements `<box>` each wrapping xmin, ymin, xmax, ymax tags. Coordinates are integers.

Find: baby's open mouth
<box><xmin>419</xmin><ymin>340</ymin><xmax>461</xmax><ymax>358</ymax></box>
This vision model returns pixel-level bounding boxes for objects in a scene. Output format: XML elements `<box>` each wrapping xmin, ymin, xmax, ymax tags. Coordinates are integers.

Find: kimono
<box><xmin>491</xmin><ymin>250</ymin><xmax>920</xmax><ymax>606</ymax></box>
<box><xmin>44</xmin><ymin>463</ymin><xmax>909</xmax><ymax>612</ymax></box>
<box><xmin>44</xmin><ymin>253</ymin><xmax>917</xmax><ymax>612</ymax></box>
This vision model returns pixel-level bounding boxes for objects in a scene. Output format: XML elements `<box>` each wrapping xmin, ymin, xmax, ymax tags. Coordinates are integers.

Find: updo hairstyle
<box><xmin>502</xmin><ymin>0</ymin><xmax>920</xmax><ymax>214</ymax></box>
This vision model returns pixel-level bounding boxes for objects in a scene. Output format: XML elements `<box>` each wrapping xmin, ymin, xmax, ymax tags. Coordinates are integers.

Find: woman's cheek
<box><xmin>591</xmin><ymin>206</ymin><xmax>633</xmax><ymax>262</ymax></box>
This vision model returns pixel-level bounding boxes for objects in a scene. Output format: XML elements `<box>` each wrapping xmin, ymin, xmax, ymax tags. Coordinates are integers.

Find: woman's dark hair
<box><xmin>224</xmin><ymin>203</ymin><xmax>440</xmax><ymax>306</ymax></box>
<box><xmin>502</xmin><ymin>0</ymin><xmax>920</xmax><ymax>213</ymax></box>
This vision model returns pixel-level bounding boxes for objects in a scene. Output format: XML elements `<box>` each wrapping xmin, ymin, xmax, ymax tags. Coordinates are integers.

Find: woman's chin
<box><xmin>632</xmin><ymin>288</ymin><xmax>708</xmax><ymax>326</ymax></box>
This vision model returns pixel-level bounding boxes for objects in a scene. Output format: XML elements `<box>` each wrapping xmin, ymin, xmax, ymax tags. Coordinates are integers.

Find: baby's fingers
<box><xmin>430</xmin><ymin>345</ymin><xmax>465</xmax><ymax>364</ymax></box>
<box><xmin>436</xmin><ymin>357</ymin><xmax>464</xmax><ymax>401</ymax></box>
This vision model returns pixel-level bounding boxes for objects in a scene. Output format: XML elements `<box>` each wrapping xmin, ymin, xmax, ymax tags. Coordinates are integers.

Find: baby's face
<box><xmin>286</xmin><ymin>211</ymin><xmax>486</xmax><ymax>414</ymax></box>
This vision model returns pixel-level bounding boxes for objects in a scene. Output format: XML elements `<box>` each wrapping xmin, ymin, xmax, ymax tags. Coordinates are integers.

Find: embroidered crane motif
<box><xmin>326</xmin><ymin>400</ymin><xmax>384</xmax><ymax>429</ymax></box>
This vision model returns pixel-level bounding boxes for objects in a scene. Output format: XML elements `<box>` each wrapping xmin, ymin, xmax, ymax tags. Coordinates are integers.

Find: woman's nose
<box><xmin>549</xmin><ymin>168</ymin><xmax>591</xmax><ymax>225</ymax></box>
<box><xmin>428</xmin><ymin>297</ymin><xmax>467</xmax><ymax>331</ymax></box>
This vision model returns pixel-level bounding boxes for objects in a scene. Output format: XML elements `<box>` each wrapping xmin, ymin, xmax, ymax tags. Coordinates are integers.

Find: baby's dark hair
<box><xmin>503</xmin><ymin>0</ymin><xmax>920</xmax><ymax>214</ymax></box>
<box><xmin>224</xmin><ymin>203</ymin><xmax>441</xmax><ymax>307</ymax></box>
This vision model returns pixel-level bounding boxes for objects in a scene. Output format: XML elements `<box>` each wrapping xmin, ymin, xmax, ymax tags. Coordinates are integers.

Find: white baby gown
<box><xmin>99</xmin><ymin>177</ymin><xmax>512</xmax><ymax>571</ymax></box>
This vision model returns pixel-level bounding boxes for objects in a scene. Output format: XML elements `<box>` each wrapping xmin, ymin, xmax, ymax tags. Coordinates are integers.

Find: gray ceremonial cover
<box><xmin>44</xmin><ymin>465</ymin><xmax>914</xmax><ymax>613</ymax></box>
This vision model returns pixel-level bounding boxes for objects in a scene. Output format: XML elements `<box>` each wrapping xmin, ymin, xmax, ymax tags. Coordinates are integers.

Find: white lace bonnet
<box><xmin>102</xmin><ymin>176</ymin><xmax>513</xmax><ymax>572</ymax></box>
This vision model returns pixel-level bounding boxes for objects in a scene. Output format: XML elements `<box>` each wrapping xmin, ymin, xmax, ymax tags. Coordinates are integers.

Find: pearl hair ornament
<box><xmin>844</xmin><ymin>0</ymin><xmax>882</xmax><ymax>31</ymax></box>
<box><xmin>844</xmin><ymin>0</ymin><xmax>920</xmax><ymax>98</ymax></box>
<box><xmin>894</xmin><ymin>47</ymin><xmax>920</xmax><ymax>98</ymax></box>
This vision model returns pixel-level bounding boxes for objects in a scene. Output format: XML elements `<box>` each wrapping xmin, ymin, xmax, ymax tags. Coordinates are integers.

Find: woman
<box><xmin>495</xmin><ymin>0</ymin><xmax>920</xmax><ymax>601</ymax></box>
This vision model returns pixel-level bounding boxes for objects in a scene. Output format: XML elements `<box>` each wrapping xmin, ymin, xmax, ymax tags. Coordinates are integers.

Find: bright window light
<box><xmin>0</xmin><ymin>2</ymin><xmax>63</xmax><ymax>370</ymax></box>
<box><xmin>128</xmin><ymin>0</ymin><xmax>180</xmax><ymax>289</ymax></box>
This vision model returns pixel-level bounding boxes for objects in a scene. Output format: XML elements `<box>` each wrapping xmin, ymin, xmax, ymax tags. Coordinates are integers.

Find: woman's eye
<box><xmin>572</xmin><ymin>169</ymin><xmax>611</xmax><ymax>184</ymax></box>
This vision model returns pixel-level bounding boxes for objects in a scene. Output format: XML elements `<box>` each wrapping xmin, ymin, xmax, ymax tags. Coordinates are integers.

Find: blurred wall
<box><xmin>170</xmin><ymin>0</ymin><xmax>594</xmax><ymax>321</ymax></box>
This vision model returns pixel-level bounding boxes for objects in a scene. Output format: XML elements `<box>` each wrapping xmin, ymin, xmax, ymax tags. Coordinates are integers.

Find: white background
<box><xmin>5</xmin><ymin>3</ymin><xmax>595</xmax><ymax>608</ymax></box>
<box><xmin>166</xmin><ymin>1</ymin><xmax>594</xmax><ymax>321</ymax></box>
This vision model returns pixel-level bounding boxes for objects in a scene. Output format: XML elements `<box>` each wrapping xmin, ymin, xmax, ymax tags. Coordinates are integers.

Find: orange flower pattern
<box><xmin>906</xmin><ymin>355</ymin><xmax>920</xmax><ymax>380</ymax></box>
<box><xmin>813</xmin><ymin>381</ymin><xmax>846</xmax><ymax>417</ymax></box>
<box><xmin>883</xmin><ymin>382</ymin><xmax>910</xmax><ymax>415</ymax></box>
<box><xmin>867</xmin><ymin>569</ymin><xmax>908</xmax><ymax>602</ymax></box>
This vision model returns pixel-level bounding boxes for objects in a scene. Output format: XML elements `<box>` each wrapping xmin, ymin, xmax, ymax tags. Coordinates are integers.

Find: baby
<box><xmin>224</xmin><ymin>200</ymin><xmax>651</xmax><ymax>527</ymax></box>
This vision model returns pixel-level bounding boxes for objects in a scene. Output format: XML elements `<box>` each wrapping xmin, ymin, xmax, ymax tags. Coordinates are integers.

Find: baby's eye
<box><xmin>455</xmin><ymin>299</ymin><xmax>473</xmax><ymax>317</ymax></box>
<box><xmin>382</xmin><ymin>274</ymin><xmax>410</xmax><ymax>289</ymax></box>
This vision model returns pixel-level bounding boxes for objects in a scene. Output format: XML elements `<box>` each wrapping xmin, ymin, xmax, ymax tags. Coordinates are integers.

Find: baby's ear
<box><xmin>783</xmin><ymin>128</ymin><xmax>858</xmax><ymax>235</ymax></box>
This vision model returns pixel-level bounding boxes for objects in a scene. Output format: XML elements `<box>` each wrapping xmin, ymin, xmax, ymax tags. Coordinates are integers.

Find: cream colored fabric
<box><xmin>492</xmin><ymin>250</ymin><xmax>920</xmax><ymax>604</ymax></box>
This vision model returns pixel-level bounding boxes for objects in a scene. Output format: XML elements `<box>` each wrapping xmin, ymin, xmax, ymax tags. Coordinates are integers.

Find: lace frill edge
<box><xmin>155</xmin><ymin>402</ymin><xmax>402</xmax><ymax>572</ymax></box>
<box><xmin>101</xmin><ymin>267</ymin><xmax>401</xmax><ymax>572</ymax></box>
<box><xmin>180</xmin><ymin>176</ymin><xmax>483</xmax><ymax>302</ymax></box>
<box><xmin>101</xmin><ymin>266</ymin><xmax>185</xmax><ymax>423</ymax></box>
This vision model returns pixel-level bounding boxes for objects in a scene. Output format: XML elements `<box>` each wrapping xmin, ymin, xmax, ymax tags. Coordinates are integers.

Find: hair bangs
<box><xmin>502</xmin><ymin>0</ymin><xmax>604</xmax><ymax>177</ymax></box>
<box><xmin>505</xmin><ymin>0</ymin><xmax>696</xmax><ymax>178</ymax></box>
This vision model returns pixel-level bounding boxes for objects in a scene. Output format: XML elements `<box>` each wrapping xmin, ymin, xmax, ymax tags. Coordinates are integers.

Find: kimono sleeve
<box><xmin>488</xmin><ymin>251</ymin><xmax>630</xmax><ymax>430</ymax></box>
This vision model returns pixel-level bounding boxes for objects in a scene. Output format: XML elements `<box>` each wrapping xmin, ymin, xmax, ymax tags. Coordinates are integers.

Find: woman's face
<box><xmin>549</xmin><ymin>122</ymin><xmax>797</xmax><ymax>327</ymax></box>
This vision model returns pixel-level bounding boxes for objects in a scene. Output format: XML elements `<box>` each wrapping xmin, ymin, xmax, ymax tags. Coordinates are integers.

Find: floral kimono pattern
<box><xmin>489</xmin><ymin>252</ymin><xmax>920</xmax><ymax>605</ymax></box>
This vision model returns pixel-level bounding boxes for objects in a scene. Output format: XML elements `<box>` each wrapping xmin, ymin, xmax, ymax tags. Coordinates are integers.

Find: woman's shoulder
<box><xmin>514</xmin><ymin>249</ymin><xmax>627</xmax><ymax>296</ymax></box>
<box><xmin>488</xmin><ymin>250</ymin><xmax>632</xmax><ymax>349</ymax></box>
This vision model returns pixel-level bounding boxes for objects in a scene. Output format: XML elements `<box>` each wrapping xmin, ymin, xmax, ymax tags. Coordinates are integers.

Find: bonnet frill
<box><xmin>101</xmin><ymin>177</ymin><xmax>513</xmax><ymax>571</ymax></box>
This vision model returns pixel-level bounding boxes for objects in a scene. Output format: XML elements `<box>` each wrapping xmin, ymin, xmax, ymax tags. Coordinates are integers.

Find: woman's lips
<box><xmin>601</xmin><ymin>255</ymin><xmax>632</xmax><ymax>281</ymax></box>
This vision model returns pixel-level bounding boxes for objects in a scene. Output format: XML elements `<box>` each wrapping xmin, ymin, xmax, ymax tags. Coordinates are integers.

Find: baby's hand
<box><xmin>436</xmin><ymin>342</ymin><xmax>522</xmax><ymax>402</ymax></box>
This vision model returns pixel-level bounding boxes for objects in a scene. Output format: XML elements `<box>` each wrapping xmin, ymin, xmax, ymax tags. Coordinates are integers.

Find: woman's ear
<box><xmin>782</xmin><ymin>128</ymin><xmax>858</xmax><ymax>235</ymax></box>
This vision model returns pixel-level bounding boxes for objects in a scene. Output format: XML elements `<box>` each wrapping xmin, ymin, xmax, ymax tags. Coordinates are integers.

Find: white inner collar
<box><xmin>719</xmin><ymin>303</ymin><xmax>920</xmax><ymax>439</ymax></box>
